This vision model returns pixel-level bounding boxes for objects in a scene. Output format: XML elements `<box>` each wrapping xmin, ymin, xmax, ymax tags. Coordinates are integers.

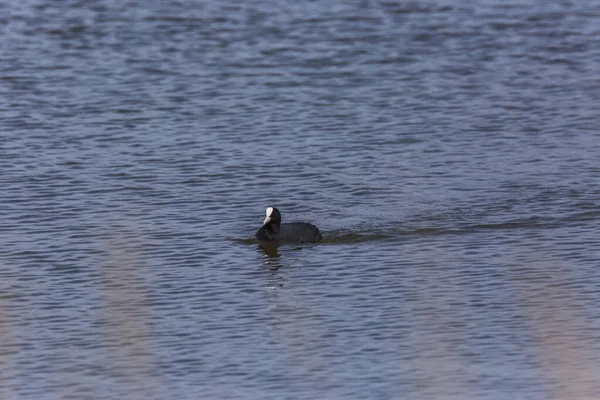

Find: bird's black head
<box><xmin>262</xmin><ymin>206</ymin><xmax>282</xmax><ymax>227</ymax></box>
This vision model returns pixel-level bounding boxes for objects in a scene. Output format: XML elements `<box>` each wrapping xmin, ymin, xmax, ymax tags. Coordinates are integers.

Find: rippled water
<box><xmin>2</xmin><ymin>1</ymin><xmax>600</xmax><ymax>399</ymax></box>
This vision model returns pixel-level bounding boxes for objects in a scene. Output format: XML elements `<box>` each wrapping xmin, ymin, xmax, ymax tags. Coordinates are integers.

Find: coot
<box><xmin>255</xmin><ymin>207</ymin><xmax>322</xmax><ymax>243</ymax></box>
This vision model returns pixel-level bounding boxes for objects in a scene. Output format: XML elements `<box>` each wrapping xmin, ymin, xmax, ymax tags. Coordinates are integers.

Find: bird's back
<box><xmin>278</xmin><ymin>222</ymin><xmax>322</xmax><ymax>243</ymax></box>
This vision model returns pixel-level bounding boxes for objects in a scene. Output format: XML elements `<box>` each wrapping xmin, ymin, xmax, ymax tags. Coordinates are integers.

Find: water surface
<box><xmin>2</xmin><ymin>1</ymin><xmax>600</xmax><ymax>399</ymax></box>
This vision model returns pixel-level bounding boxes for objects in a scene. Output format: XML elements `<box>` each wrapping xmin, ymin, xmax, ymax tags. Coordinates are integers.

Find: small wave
<box><xmin>321</xmin><ymin>232</ymin><xmax>394</xmax><ymax>244</ymax></box>
<box><xmin>235</xmin><ymin>215</ymin><xmax>566</xmax><ymax>246</ymax></box>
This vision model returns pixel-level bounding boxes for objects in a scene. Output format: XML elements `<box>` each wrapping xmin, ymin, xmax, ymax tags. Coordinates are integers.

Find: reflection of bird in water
<box><xmin>258</xmin><ymin>242</ymin><xmax>284</xmax><ymax>270</ymax></box>
<box><xmin>259</xmin><ymin>242</ymin><xmax>280</xmax><ymax>258</ymax></box>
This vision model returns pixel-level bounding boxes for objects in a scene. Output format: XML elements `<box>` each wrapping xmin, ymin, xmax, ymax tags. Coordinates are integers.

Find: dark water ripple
<box><xmin>2</xmin><ymin>1</ymin><xmax>600</xmax><ymax>399</ymax></box>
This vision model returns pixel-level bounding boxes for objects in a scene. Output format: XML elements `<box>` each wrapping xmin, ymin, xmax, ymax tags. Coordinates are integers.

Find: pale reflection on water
<box><xmin>514</xmin><ymin>261</ymin><xmax>599</xmax><ymax>400</ymax></box>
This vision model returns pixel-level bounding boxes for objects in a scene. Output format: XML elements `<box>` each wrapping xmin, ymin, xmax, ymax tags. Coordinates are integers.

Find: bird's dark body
<box><xmin>255</xmin><ymin>207</ymin><xmax>322</xmax><ymax>243</ymax></box>
<box><xmin>256</xmin><ymin>222</ymin><xmax>322</xmax><ymax>243</ymax></box>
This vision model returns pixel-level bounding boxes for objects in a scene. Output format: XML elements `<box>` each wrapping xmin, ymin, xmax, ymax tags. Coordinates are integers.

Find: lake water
<box><xmin>2</xmin><ymin>1</ymin><xmax>600</xmax><ymax>399</ymax></box>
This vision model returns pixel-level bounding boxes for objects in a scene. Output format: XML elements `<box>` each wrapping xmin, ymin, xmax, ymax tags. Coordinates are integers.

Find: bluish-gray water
<box><xmin>2</xmin><ymin>1</ymin><xmax>600</xmax><ymax>399</ymax></box>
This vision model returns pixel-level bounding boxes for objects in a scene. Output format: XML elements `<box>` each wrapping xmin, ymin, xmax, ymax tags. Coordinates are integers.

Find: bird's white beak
<box><xmin>263</xmin><ymin>207</ymin><xmax>274</xmax><ymax>225</ymax></box>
